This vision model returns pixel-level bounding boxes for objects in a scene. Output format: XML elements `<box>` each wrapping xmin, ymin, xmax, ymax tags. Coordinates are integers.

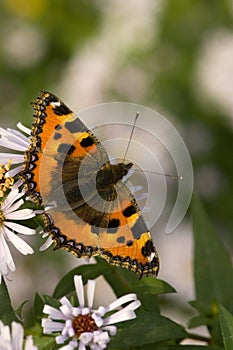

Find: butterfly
<box><xmin>22</xmin><ymin>91</ymin><xmax>159</xmax><ymax>278</ymax></box>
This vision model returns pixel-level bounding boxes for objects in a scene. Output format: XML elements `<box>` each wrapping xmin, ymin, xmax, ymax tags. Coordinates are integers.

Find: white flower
<box><xmin>0</xmin><ymin>321</ymin><xmax>37</xmax><ymax>350</ymax></box>
<box><xmin>0</xmin><ymin>183</ymin><xmax>36</xmax><ymax>283</ymax></box>
<box><xmin>42</xmin><ymin>275</ymin><xmax>141</xmax><ymax>350</ymax></box>
<box><xmin>0</xmin><ymin>123</ymin><xmax>30</xmax><ymax>177</ymax></box>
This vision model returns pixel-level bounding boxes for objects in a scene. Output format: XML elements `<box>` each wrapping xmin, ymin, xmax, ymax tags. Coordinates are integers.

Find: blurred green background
<box><xmin>0</xmin><ymin>0</ymin><xmax>233</xmax><ymax>340</ymax></box>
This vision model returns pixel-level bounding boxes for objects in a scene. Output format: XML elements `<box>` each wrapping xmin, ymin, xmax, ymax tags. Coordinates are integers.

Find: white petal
<box><xmin>1</xmin><ymin>189</ymin><xmax>22</xmax><ymax>211</ymax></box>
<box><xmin>64</xmin><ymin>319</ymin><xmax>74</xmax><ymax>334</ymax></box>
<box><xmin>4</xmin><ymin>226</ymin><xmax>34</xmax><ymax>255</ymax></box>
<box><xmin>92</xmin><ymin>313</ymin><xmax>104</xmax><ymax>327</ymax></box>
<box><xmin>60</xmin><ymin>304</ymin><xmax>74</xmax><ymax>318</ymax></box>
<box><xmin>121</xmin><ymin>299</ymin><xmax>141</xmax><ymax>312</ymax></box>
<box><xmin>95</xmin><ymin>306</ymin><xmax>106</xmax><ymax>317</ymax></box>
<box><xmin>73</xmin><ymin>307</ymin><xmax>82</xmax><ymax>316</ymax></box>
<box><xmin>42</xmin><ymin>318</ymin><xmax>65</xmax><ymax>334</ymax></box>
<box><xmin>103</xmin><ymin>309</ymin><xmax>136</xmax><ymax>325</ymax></box>
<box><xmin>0</xmin><ymin>322</ymin><xmax>11</xmax><ymax>341</ymax></box>
<box><xmin>0</xmin><ymin>153</ymin><xmax>24</xmax><ymax>164</ymax></box>
<box><xmin>93</xmin><ymin>330</ymin><xmax>110</xmax><ymax>345</ymax></box>
<box><xmin>0</xmin><ymin>138</ymin><xmax>27</xmax><ymax>151</ymax></box>
<box><xmin>0</xmin><ymin>231</ymin><xmax>16</xmax><ymax>274</ymax></box>
<box><xmin>4</xmin><ymin>199</ymin><xmax>24</xmax><ymax>215</ymax></box>
<box><xmin>0</xmin><ymin>127</ymin><xmax>29</xmax><ymax>148</ymax></box>
<box><xmin>16</xmin><ymin>122</ymin><xmax>31</xmax><ymax>136</ymax></box>
<box><xmin>101</xmin><ymin>325</ymin><xmax>117</xmax><ymax>336</ymax></box>
<box><xmin>69</xmin><ymin>339</ymin><xmax>78</xmax><ymax>348</ymax></box>
<box><xmin>135</xmin><ymin>192</ymin><xmax>148</xmax><ymax>201</ymax></box>
<box><xmin>12</xmin><ymin>179</ymin><xmax>24</xmax><ymax>190</ymax></box>
<box><xmin>4</xmin><ymin>221</ymin><xmax>36</xmax><ymax>235</ymax></box>
<box><xmin>11</xmin><ymin>322</ymin><xmax>24</xmax><ymax>349</ymax></box>
<box><xmin>5</xmin><ymin>208</ymin><xmax>35</xmax><ymax>220</ymax></box>
<box><xmin>24</xmin><ymin>335</ymin><xmax>38</xmax><ymax>350</ymax></box>
<box><xmin>60</xmin><ymin>296</ymin><xmax>74</xmax><ymax>313</ymax></box>
<box><xmin>58</xmin><ymin>344</ymin><xmax>75</xmax><ymax>350</ymax></box>
<box><xmin>81</xmin><ymin>307</ymin><xmax>90</xmax><ymax>316</ymax></box>
<box><xmin>74</xmin><ymin>275</ymin><xmax>84</xmax><ymax>307</ymax></box>
<box><xmin>43</xmin><ymin>305</ymin><xmax>67</xmax><ymax>320</ymax></box>
<box><xmin>39</xmin><ymin>236</ymin><xmax>53</xmax><ymax>251</ymax></box>
<box><xmin>87</xmin><ymin>279</ymin><xmax>95</xmax><ymax>309</ymax></box>
<box><xmin>34</xmin><ymin>210</ymin><xmax>45</xmax><ymax>215</ymax></box>
<box><xmin>78</xmin><ymin>341</ymin><xmax>86</xmax><ymax>350</ymax></box>
<box><xmin>130</xmin><ymin>185</ymin><xmax>143</xmax><ymax>193</ymax></box>
<box><xmin>79</xmin><ymin>332</ymin><xmax>93</xmax><ymax>345</ymax></box>
<box><xmin>6</xmin><ymin>165</ymin><xmax>24</xmax><ymax>177</ymax></box>
<box><xmin>105</xmin><ymin>293</ymin><xmax>137</xmax><ymax>312</ymax></box>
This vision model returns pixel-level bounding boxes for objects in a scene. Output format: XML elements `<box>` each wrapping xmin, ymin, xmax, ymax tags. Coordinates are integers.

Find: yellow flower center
<box><xmin>0</xmin><ymin>209</ymin><xmax>5</xmax><ymax>226</ymax></box>
<box><xmin>0</xmin><ymin>162</ymin><xmax>14</xmax><ymax>197</ymax></box>
<box><xmin>72</xmin><ymin>313</ymin><xmax>99</xmax><ymax>338</ymax></box>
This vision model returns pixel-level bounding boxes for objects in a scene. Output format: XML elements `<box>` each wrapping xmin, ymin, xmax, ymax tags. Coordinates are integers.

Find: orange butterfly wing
<box><xmin>22</xmin><ymin>91</ymin><xmax>159</xmax><ymax>278</ymax></box>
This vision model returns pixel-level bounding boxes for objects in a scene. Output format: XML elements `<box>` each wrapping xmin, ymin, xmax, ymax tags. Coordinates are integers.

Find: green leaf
<box><xmin>0</xmin><ymin>278</ymin><xmax>17</xmax><ymax>324</ymax></box>
<box><xmin>192</xmin><ymin>195</ymin><xmax>233</xmax><ymax>308</ymax></box>
<box><xmin>43</xmin><ymin>295</ymin><xmax>61</xmax><ymax>309</ymax></box>
<box><xmin>188</xmin><ymin>314</ymin><xmax>211</xmax><ymax>329</ymax></box>
<box><xmin>168</xmin><ymin>346</ymin><xmax>222</xmax><ymax>350</ymax></box>
<box><xmin>108</xmin><ymin>312</ymin><xmax>187</xmax><ymax>349</ymax></box>
<box><xmin>33</xmin><ymin>293</ymin><xmax>44</xmax><ymax>321</ymax></box>
<box><xmin>134</xmin><ymin>342</ymin><xmax>170</xmax><ymax>350</ymax></box>
<box><xmin>97</xmin><ymin>257</ymin><xmax>175</xmax><ymax>312</ymax></box>
<box><xmin>96</xmin><ymin>256</ymin><xmax>140</xmax><ymax>296</ymax></box>
<box><xmin>134</xmin><ymin>278</ymin><xmax>175</xmax><ymax>312</ymax></box>
<box><xmin>98</xmin><ymin>256</ymin><xmax>175</xmax><ymax>296</ymax></box>
<box><xmin>135</xmin><ymin>277</ymin><xmax>176</xmax><ymax>295</ymax></box>
<box><xmin>53</xmin><ymin>261</ymin><xmax>108</xmax><ymax>298</ymax></box>
<box><xmin>33</xmin><ymin>335</ymin><xmax>57</xmax><ymax>350</ymax></box>
<box><xmin>15</xmin><ymin>300</ymin><xmax>28</xmax><ymax>320</ymax></box>
<box><xmin>219</xmin><ymin>305</ymin><xmax>233</xmax><ymax>350</ymax></box>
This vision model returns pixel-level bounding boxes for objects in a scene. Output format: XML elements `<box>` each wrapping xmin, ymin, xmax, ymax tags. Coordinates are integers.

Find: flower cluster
<box><xmin>0</xmin><ymin>124</ymin><xmax>35</xmax><ymax>283</ymax></box>
<box><xmin>42</xmin><ymin>275</ymin><xmax>141</xmax><ymax>350</ymax></box>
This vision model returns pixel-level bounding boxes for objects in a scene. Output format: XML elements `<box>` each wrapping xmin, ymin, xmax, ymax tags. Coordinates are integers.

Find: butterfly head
<box><xmin>96</xmin><ymin>162</ymin><xmax>133</xmax><ymax>188</ymax></box>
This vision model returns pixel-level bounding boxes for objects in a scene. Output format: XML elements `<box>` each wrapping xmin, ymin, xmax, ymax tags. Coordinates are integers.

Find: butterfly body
<box><xmin>21</xmin><ymin>91</ymin><xmax>159</xmax><ymax>278</ymax></box>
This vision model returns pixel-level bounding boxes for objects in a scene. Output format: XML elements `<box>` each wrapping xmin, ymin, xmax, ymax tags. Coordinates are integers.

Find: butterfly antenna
<box><xmin>123</xmin><ymin>112</ymin><xmax>139</xmax><ymax>162</ymax></box>
<box><xmin>134</xmin><ymin>168</ymin><xmax>183</xmax><ymax>180</ymax></box>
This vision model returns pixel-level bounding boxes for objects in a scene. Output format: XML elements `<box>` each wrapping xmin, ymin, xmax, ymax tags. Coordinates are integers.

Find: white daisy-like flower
<box><xmin>0</xmin><ymin>123</ymin><xmax>31</xmax><ymax>177</ymax></box>
<box><xmin>0</xmin><ymin>321</ymin><xmax>37</xmax><ymax>350</ymax></box>
<box><xmin>0</xmin><ymin>183</ymin><xmax>36</xmax><ymax>283</ymax></box>
<box><xmin>42</xmin><ymin>275</ymin><xmax>141</xmax><ymax>350</ymax></box>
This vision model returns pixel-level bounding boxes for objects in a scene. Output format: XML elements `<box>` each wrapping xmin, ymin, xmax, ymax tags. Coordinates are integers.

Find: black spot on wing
<box><xmin>122</xmin><ymin>205</ymin><xmax>137</xmax><ymax>218</ymax></box>
<box><xmin>126</xmin><ymin>240</ymin><xmax>133</xmax><ymax>247</ymax></box>
<box><xmin>55</xmin><ymin>124</ymin><xmax>62</xmax><ymax>130</ymax></box>
<box><xmin>52</xmin><ymin>103</ymin><xmax>71</xmax><ymax>116</ymax></box>
<box><xmin>91</xmin><ymin>226</ymin><xmax>100</xmax><ymax>234</ymax></box>
<box><xmin>108</xmin><ymin>218</ymin><xmax>120</xmax><ymax>229</ymax></box>
<box><xmin>54</xmin><ymin>132</ymin><xmax>62</xmax><ymax>140</ymax></box>
<box><xmin>57</xmin><ymin>143</ymin><xmax>76</xmax><ymax>155</ymax></box>
<box><xmin>65</xmin><ymin>119</ymin><xmax>88</xmax><ymax>133</ymax></box>
<box><xmin>106</xmin><ymin>218</ymin><xmax>120</xmax><ymax>234</ymax></box>
<box><xmin>80</xmin><ymin>136</ymin><xmax>95</xmax><ymax>148</ymax></box>
<box><xmin>131</xmin><ymin>216</ymin><xmax>147</xmax><ymax>239</ymax></box>
<box><xmin>117</xmin><ymin>236</ymin><xmax>125</xmax><ymax>244</ymax></box>
<box><xmin>141</xmin><ymin>239</ymin><xmax>155</xmax><ymax>257</ymax></box>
